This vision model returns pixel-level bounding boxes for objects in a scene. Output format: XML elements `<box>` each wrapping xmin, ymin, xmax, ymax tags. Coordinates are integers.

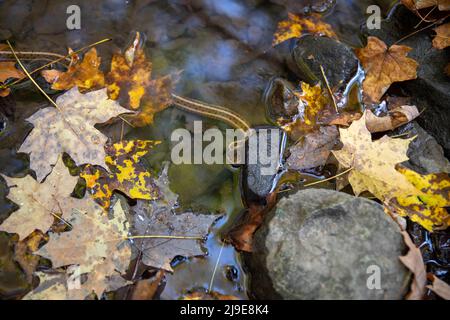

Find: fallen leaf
<box><xmin>427</xmin><ymin>273</ymin><xmax>450</xmax><ymax>300</ymax></box>
<box><xmin>332</xmin><ymin>112</ymin><xmax>450</xmax><ymax>231</ymax></box>
<box><xmin>40</xmin><ymin>69</ymin><xmax>63</xmax><ymax>84</ymax></box>
<box><xmin>286</xmin><ymin>125</ymin><xmax>339</xmax><ymax>171</ymax></box>
<box><xmin>0</xmin><ymin>61</ymin><xmax>25</xmax><ymax>83</ymax></box>
<box><xmin>0</xmin><ymin>158</ymin><xmax>92</xmax><ymax>239</ymax></box>
<box><xmin>14</xmin><ymin>230</ymin><xmax>48</xmax><ymax>282</ymax></box>
<box><xmin>399</xmin><ymin>231</ymin><xmax>426</xmax><ymax>300</ymax></box>
<box><xmin>0</xmin><ymin>87</ymin><xmax>11</xmax><ymax>97</ymax></box>
<box><xmin>432</xmin><ymin>23</ymin><xmax>450</xmax><ymax>49</ymax></box>
<box><xmin>130</xmin><ymin>164</ymin><xmax>218</xmax><ymax>271</ymax></box>
<box><xmin>50</xmin><ymin>48</ymin><xmax>105</xmax><ymax>92</ymax></box>
<box><xmin>365</xmin><ymin>105</ymin><xmax>420</xmax><ymax>133</ymax></box>
<box><xmin>282</xmin><ymin>82</ymin><xmax>334</xmax><ymax>139</ymax></box>
<box><xmin>227</xmin><ymin>192</ymin><xmax>277</xmax><ymax>252</ymax></box>
<box><xmin>18</xmin><ymin>87</ymin><xmax>130</xmax><ymax>182</ymax></box>
<box><xmin>413</xmin><ymin>0</ymin><xmax>450</xmax><ymax>10</ymax></box>
<box><xmin>323</xmin><ymin>111</ymin><xmax>362</xmax><ymax>127</ymax></box>
<box><xmin>106</xmin><ymin>45</ymin><xmax>178</xmax><ymax>127</ymax></box>
<box><xmin>391</xmin><ymin>167</ymin><xmax>450</xmax><ymax>231</ymax></box>
<box><xmin>183</xmin><ymin>290</ymin><xmax>240</xmax><ymax>300</ymax></box>
<box><xmin>130</xmin><ymin>270</ymin><xmax>165</xmax><ymax>300</ymax></box>
<box><xmin>355</xmin><ymin>36</ymin><xmax>418</xmax><ymax>103</ymax></box>
<box><xmin>80</xmin><ymin>140</ymin><xmax>161</xmax><ymax>210</ymax></box>
<box><xmin>33</xmin><ymin>200</ymin><xmax>131</xmax><ymax>299</ymax></box>
<box><xmin>332</xmin><ymin>111</ymin><xmax>418</xmax><ymax>198</ymax></box>
<box><xmin>273</xmin><ymin>13</ymin><xmax>337</xmax><ymax>46</ymax></box>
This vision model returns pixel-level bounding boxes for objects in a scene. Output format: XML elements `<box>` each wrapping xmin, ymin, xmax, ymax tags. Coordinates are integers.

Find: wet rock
<box><xmin>242</xmin><ymin>126</ymin><xmax>286</xmax><ymax>203</ymax></box>
<box><xmin>364</xmin><ymin>5</ymin><xmax>450</xmax><ymax>157</ymax></box>
<box><xmin>292</xmin><ymin>35</ymin><xmax>359</xmax><ymax>90</ymax></box>
<box><xmin>401</xmin><ymin>122</ymin><xmax>450</xmax><ymax>174</ymax></box>
<box><xmin>246</xmin><ymin>189</ymin><xmax>410</xmax><ymax>299</ymax></box>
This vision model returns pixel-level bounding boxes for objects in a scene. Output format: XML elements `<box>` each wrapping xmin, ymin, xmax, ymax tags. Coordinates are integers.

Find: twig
<box><xmin>6</xmin><ymin>40</ymin><xmax>61</xmax><ymax>111</ymax></box>
<box><xmin>320</xmin><ymin>64</ymin><xmax>338</xmax><ymax>113</ymax></box>
<box><xmin>208</xmin><ymin>241</ymin><xmax>225</xmax><ymax>293</ymax></box>
<box><xmin>304</xmin><ymin>167</ymin><xmax>353</xmax><ymax>187</ymax></box>
<box><xmin>4</xmin><ymin>38</ymin><xmax>112</xmax><ymax>89</ymax></box>
<box><xmin>394</xmin><ymin>14</ymin><xmax>449</xmax><ymax>45</ymax></box>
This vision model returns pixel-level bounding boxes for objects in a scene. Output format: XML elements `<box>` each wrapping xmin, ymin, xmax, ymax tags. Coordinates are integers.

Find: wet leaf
<box><xmin>183</xmin><ymin>290</ymin><xmax>239</xmax><ymax>300</ymax></box>
<box><xmin>355</xmin><ymin>36</ymin><xmax>418</xmax><ymax>103</ymax></box>
<box><xmin>0</xmin><ymin>158</ymin><xmax>95</xmax><ymax>239</ymax></box>
<box><xmin>365</xmin><ymin>105</ymin><xmax>419</xmax><ymax>133</ymax></box>
<box><xmin>106</xmin><ymin>47</ymin><xmax>178</xmax><ymax>127</ymax></box>
<box><xmin>273</xmin><ymin>13</ymin><xmax>337</xmax><ymax>46</ymax></box>
<box><xmin>390</xmin><ymin>167</ymin><xmax>450</xmax><ymax>231</ymax></box>
<box><xmin>48</xmin><ymin>48</ymin><xmax>105</xmax><ymax>92</ymax></box>
<box><xmin>131</xmin><ymin>164</ymin><xmax>218</xmax><ymax>271</ymax></box>
<box><xmin>432</xmin><ymin>22</ymin><xmax>450</xmax><ymax>49</ymax></box>
<box><xmin>14</xmin><ymin>230</ymin><xmax>48</xmax><ymax>282</ymax></box>
<box><xmin>427</xmin><ymin>273</ymin><xmax>450</xmax><ymax>300</ymax></box>
<box><xmin>31</xmin><ymin>200</ymin><xmax>131</xmax><ymax>299</ymax></box>
<box><xmin>227</xmin><ymin>193</ymin><xmax>277</xmax><ymax>252</ymax></box>
<box><xmin>80</xmin><ymin>140</ymin><xmax>161</xmax><ymax>210</ymax></box>
<box><xmin>409</xmin><ymin>0</ymin><xmax>450</xmax><ymax>11</ymax></box>
<box><xmin>18</xmin><ymin>87</ymin><xmax>130</xmax><ymax>182</ymax></box>
<box><xmin>0</xmin><ymin>61</ymin><xmax>25</xmax><ymax>83</ymax></box>
<box><xmin>286</xmin><ymin>125</ymin><xmax>339</xmax><ymax>171</ymax></box>
<box><xmin>281</xmin><ymin>82</ymin><xmax>333</xmax><ymax>139</ymax></box>
<box><xmin>130</xmin><ymin>270</ymin><xmax>164</xmax><ymax>300</ymax></box>
<box><xmin>332</xmin><ymin>112</ymin><xmax>450</xmax><ymax>231</ymax></box>
<box><xmin>399</xmin><ymin>231</ymin><xmax>426</xmax><ymax>300</ymax></box>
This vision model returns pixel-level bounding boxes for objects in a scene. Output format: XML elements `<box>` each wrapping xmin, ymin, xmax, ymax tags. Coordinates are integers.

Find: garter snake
<box><xmin>0</xmin><ymin>50</ymin><xmax>252</xmax><ymax>134</ymax></box>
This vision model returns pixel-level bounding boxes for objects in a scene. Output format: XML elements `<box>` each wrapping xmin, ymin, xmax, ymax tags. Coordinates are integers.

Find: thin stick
<box><xmin>6</xmin><ymin>40</ymin><xmax>61</xmax><ymax>111</ymax></box>
<box><xmin>304</xmin><ymin>167</ymin><xmax>353</xmax><ymax>187</ymax></box>
<box><xmin>414</xmin><ymin>6</ymin><xmax>437</xmax><ymax>29</ymax></box>
<box><xmin>50</xmin><ymin>212</ymin><xmax>72</xmax><ymax>228</ymax></box>
<box><xmin>118</xmin><ymin>115</ymin><xmax>135</xmax><ymax>128</ymax></box>
<box><xmin>4</xmin><ymin>38</ymin><xmax>112</xmax><ymax>88</ymax></box>
<box><xmin>208</xmin><ymin>241</ymin><xmax>225</xmax><ymax>293</ymax></box>
<box><xmin>124</xmin><ymin>235</ymin><xmax>204</xmax><ymax>241</ymax></box>
<box><xmin>320</xmin><ymin>65</ymin><xmax>338</xmax><ymax>113</ymax></box>
<box><xmin>394</xmin><ymin>15</ymin><xmax>449</xmax><ymax>45</ymax></box>
<box><xmin>390</xmin><ymin>132</ymin><xmax>411</xmax><ymax>139</ymax></box>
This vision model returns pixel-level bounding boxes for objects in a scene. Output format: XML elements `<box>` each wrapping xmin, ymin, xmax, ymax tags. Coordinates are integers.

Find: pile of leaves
<box><xmin>0</xmin><ymin>35</ymin><xmax>218</xmax><ymax>300</ymax></box>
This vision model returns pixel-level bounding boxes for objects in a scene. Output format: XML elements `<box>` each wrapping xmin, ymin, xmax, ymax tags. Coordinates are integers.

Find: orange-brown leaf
<box><xmin>432</xmin><ymin>23</ymin><xmax>450</xmax><ymax>49</ymax></box>
<box><xmin>399</xmin><ymin>231</ymin><xmax>427</xmax><ymax>300</ymax></box>
<box><xmin>273</xmin><ymin>13</ymin><xmax>337</xmax><ymax>46</ymax></box>
<box><xmin>0</xmin><ymin>61</ymin><xmax>25</xmax><ymax>83</ymax></box>
<box><xmin>51</xmin><ymin>48</ymin><xmax>105</xmax><ymax>92</ymax></box>
<box><xmin>355</xmin><ymin>37</ymin><xmax>418</xmax><ymax>103</ymax></box>
<box><xmin>427</xmin><ymin>274</ymin><xmax>450</xmax><ymax>300</ymax></box>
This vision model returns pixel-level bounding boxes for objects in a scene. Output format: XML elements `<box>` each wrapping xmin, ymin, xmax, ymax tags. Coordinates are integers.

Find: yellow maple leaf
<box><xmin>80</xmin><ymin>140</ymin><xmax>161</xmax><ymax>210</ymax></box>
<box><xmin>355</xmin><ymin>36</ymin><xmax>418</xmax><ymax>103</ymax></box>
<box><xmin>333</xmin><ymin>112</ymin><xmax>450</xmax><ymax>231</ymax></box>
<box><xmin>51</xmin><ymin>48</ymin><xmax>105</xmax><ymax>92</ymax></box>
<box><xmin>391</xmin><ymin>167</ymin><xmax>450</xmax><ymax>231</ymax></box>
<box><xmin>273</xmin><ymin>13</ymin><xmax>337</xmax><ymax>46</ymax></box>
<box><xmin>282</xmin><ymin>82</ymin><xmax>333</xmax><ymax>139</ymax></box>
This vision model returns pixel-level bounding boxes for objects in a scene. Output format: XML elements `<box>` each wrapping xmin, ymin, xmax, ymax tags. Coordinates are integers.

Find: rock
<box><xmin>364</xmin><ymin>4</ymin><xmax>450</xmax><ymax>157</ymax></box>
<box><xmin>242</xmin><ymin>126</ymin><xmax>286</xmax><ymax>203</ymax></box>
<box><xmin>246</xmin><ymin>189</ymin><xmax>410</xmax><ymax>299</ymax></box>
<box><xmin>292</xmin><ymin>35</ymin><xmax>359</xmax><ymax>90</ymax></box>
<box><xmin>401</xmin><ymin>122</ymin><xmax>450</xmax><ymax>174</ymax></box>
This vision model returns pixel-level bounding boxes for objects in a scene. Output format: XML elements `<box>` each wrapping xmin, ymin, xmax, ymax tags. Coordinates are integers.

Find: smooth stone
<box><xmin>246</xmin><ymin>189</ymin><xmax>410</xmax><ymax>299</ymax></box>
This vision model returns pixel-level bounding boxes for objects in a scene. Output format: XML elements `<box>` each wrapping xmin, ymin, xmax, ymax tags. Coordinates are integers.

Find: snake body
<box><xmin>0</xmin><ymin>50</ymin><xmax>251</xmax><ymax>132</ymax></box>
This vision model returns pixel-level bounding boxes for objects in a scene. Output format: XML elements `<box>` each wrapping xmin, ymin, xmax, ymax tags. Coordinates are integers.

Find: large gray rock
<box><xmin>246</xmin><ymin>189</ymin><xmax>410</xmax><ymax>299</ymax></box>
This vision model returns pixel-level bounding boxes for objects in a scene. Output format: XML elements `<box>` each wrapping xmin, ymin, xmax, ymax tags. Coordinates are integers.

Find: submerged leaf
<box><xmin>80</xmin><ymin>140</ymin><xmax>161</xmax><ymax>210</ymax></box>
<box><xmin>273</xmin><ymin>13</ymin><xmax>337</xmax><ymax>46</ymax></box>
<box><xmin>399</xmin><ymin>231</ymin><xmax>426</xmax><ymax>300</ymax></box>
<box><xmin>432</xmin><ymin>23</ymin><xmax>450</xmax><ymax>50</ymax></box>
<box><xmin>0</xmin><ymin>158</ymin><xmax>91</xmax><ymax>239</ymax></box>
<box><xmin>50</xmin><ymin>48</ymin><xmax>105</xmax><ymax>92</ymax></box>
